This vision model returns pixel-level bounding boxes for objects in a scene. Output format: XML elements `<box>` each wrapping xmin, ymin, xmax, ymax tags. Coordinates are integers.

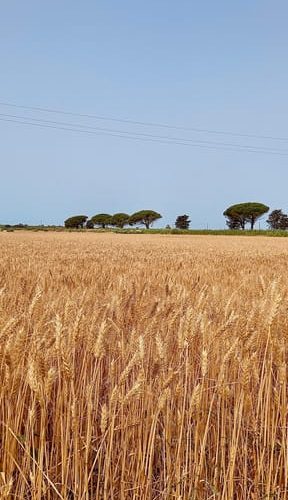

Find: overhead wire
<box><xmin>0</xmin><ymin>112</ymin><xmax>287</xmax><ymax>155</ymax></box>
<box><xmin>0</xmin><ymin>100</ymin><xmax>287</xmax><ymax>142</ymax></box>
<box><xmin>1</xmin><ymin>115</ymin><xmax>288</xmax><ymax>156</ymax></box>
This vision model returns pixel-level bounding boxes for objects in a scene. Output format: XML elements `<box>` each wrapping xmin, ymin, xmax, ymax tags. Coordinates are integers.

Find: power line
<box><xmin>0</xmin><ymin>116</ymin><xmax>240</xmax><ymax>151</ymax></box>
<box><xmin>0</xmin><ymin>99</ymin><xmax>287</xmax><ymax>142</ymax></box>
<box><xmin>1</xmin><ymin>115</ymin><xmax>288</xmax><ymax>157</ymax></box>
<box><xmin>0</xmin><ymin>112</ymin><xmax>287</xmax><ymax>154</ymax></box>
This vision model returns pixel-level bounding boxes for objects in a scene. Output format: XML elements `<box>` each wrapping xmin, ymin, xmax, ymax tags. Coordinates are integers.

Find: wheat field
<box><xmin>0</xmin><ymin>232</ymin><xmax>287</xmax><ymax>499</ymax></box>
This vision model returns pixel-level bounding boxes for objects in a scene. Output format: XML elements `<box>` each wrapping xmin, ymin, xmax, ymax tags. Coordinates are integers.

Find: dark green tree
<box><xmin>175</xmin><ymin>214</ymin><xmax>191</xmax><ymax>230</ymax></box>
<box><xmin>129</xmin><ymin>210</ymin><xmax>162</xmax><ymax>229</ymax></box>
<box><xmin>223</xmin><ymin>206</ymin><xmax>246</xmax><ymax>230</ymax></box>
<box><xmin>64</xmin><ymin>215</ymin><xmax>88</xmax><ymax>228</ymax></box>
<box><xmin>91</xmin><ymin>213</ymin><xmax>112</xmax><ymax>228</ymax></box>
<box><xmin>224</xmin><ymin>202</ymin><xmax>269</xmax><ymax>230</ymax></box>
<box><xmin>267</xmin><ymin>209</ymin><xmax>288</xmax><ymax>230</ymax></box>
<box><xmin>86</xmin><ymin>219</ymin><xmax>94</xmax><ymax>229</ymax></box>
<box><xmin>110</xmin><ymin>213</ymin><xmax>130</xmax><ymax>228</ymax></box>
<box><xmin>226</xmin><ymin>217</ymin><xmax>242</xmax><ymax>230</ymax></box>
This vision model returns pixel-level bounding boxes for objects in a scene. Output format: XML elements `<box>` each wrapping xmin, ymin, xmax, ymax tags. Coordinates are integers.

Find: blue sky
<box><xmin>1</xmin><ymin>0</ymin><xmax>287</xmax><ymax>228</ymax></box>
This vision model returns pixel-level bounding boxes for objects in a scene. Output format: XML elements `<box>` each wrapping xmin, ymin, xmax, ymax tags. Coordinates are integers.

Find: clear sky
<box><xmin>1</xmin><ymin>1</ymin><xmax>287</xmax><ymax>228</ymax></box>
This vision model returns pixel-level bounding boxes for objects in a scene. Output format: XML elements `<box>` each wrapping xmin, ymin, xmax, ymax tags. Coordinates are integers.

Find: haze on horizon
<box><xmin>1</xmin><ymin>1</ymin><xmax>288</xmax><ymax>229</ymax></box>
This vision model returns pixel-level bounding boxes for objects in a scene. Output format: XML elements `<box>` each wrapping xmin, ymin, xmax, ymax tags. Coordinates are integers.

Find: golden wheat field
<box><xmin>0</xmin><ymin>231</ymin><xmax>288</xmax><ymax>499</ymax></box>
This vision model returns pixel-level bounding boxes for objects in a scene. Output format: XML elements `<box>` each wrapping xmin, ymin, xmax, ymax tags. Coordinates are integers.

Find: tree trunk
<box><xmin>145</xmin><ymin>222</ymin><xmax>150</xmax><ymax>229</ymax></box>
<box><xmin>251</xmin><ymin>218</ymin><xmax>255</xmax><ymax>230</ymax></box>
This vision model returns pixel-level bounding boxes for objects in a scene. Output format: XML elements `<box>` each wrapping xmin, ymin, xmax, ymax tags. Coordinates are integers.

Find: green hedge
<box><xmin>1</xmin><ymin>226</ymin><xmax>288</xmax><ymax>237</ymax></box>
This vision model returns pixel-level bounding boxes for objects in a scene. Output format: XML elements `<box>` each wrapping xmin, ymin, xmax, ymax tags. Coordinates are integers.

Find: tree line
<box><xmin>64</xmin><ymin>210</ymin><xmax>162</xmax><ymax>229</ymax></box>
<box><xmin>64</xmin><ymin>203</ymin><xmax>288</xmax><ymax>231</ymax></box>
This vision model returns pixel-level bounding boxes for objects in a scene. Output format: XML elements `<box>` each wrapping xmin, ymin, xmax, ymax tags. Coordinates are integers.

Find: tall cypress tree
<box><xmin>175</xmin><ymin>214</ymin><xmax>191</xmax><ymax>230</ymax></box>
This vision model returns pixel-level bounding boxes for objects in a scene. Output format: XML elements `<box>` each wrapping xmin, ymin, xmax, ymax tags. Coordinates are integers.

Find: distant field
<box><xmin>0</xmin><ymin>232</ymin><xmax>288</xmax><ymax>498</ymax></box>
